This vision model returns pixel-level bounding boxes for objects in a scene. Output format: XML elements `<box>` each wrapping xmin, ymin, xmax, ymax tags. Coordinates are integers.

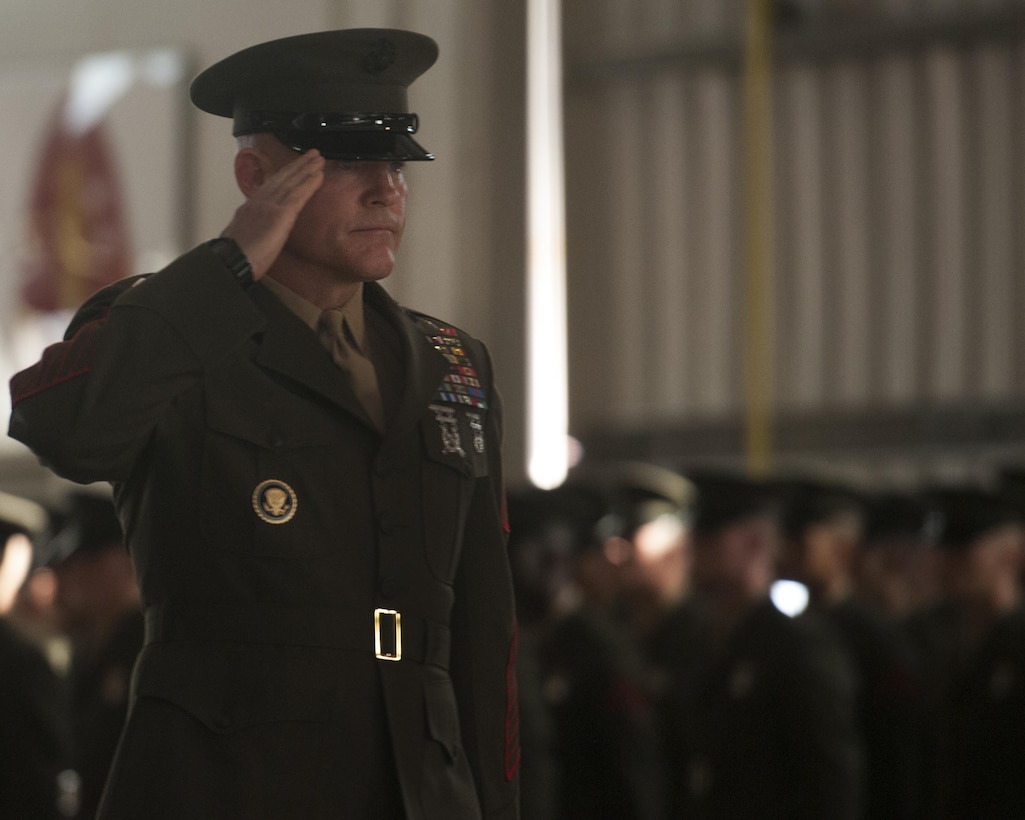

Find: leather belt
<box><xmin>144</xmin><ymin>603</ymin><xmax>451</xmax><ymax>669</ymax></box>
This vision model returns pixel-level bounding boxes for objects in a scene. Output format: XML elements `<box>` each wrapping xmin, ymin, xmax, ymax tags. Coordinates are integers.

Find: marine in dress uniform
<box><xmin>854</xmin><ymin>491</ymin><xmax>942</xmax><ymax>620</ymax></box>
<box><xmin>905</xmin><ymin>486</ymin><xmax>1025</xmax><ymax>819</ymax></box>
<box><xmin>42</xmin><ymin>492</ymin><xmax>145</xmax><ymax>820</ymax></box>
<box><xmin>0</xmin><ymin>492</ymin><xmax>75</xmax><ymax>819</ymax></box>
<box><xmin>775</xmin><ymin>477</ymin><xmax>923</xmax><ymax>819</ymax></box>
<box><xmin>8</xmin><ymin>29</ymin><xmax>519</xmax><ymax>820</ymax></box>
<box><xmin>657</xmin><ymin>471</ymin><xmax>862</xmax><ymax>820</ymax></box>
<box><xmin>507</xmin><ymin>477</ymin><xmax>666</xmax><ymax>820</ymax></box>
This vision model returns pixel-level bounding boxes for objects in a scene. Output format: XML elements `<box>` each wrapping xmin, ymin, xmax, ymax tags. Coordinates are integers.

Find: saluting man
<box><xmin>9</xmin><ymin>29</ymin><xmax>520</xmax><ymax>820</ymax></box>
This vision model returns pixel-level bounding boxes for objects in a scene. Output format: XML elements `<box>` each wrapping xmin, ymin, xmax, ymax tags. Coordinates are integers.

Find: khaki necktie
<box><xmin>317</xmin><ymin>308</ymin><xmax>386</xmax><ymax>431</ymax></box>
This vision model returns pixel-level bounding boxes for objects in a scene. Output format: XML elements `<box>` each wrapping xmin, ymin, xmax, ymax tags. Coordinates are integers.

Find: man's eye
<box><xmin>390</xmin><ymin>162</ymin><xmax>406</xmax><ymax>174</ymax></box>
<box><xmin>334</xmin><ymin>160</ymin><xmax>355</xmax><ymax>171</ymax></box>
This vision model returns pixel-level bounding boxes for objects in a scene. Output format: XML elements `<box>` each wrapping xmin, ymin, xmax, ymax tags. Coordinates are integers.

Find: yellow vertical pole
<box><xmin>743</xmin><ymin>0</ymin><xmax>776</xmax><ymax>477</ymax></box>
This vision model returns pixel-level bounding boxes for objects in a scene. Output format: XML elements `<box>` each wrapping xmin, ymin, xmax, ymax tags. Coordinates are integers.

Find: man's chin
<box><xmin>358</xmin><ymin>264</ymin><xmax>396</xmax><ymax>283</ymax></box>
<box><xmin>358</xmin><ymin>251</ymin><xmax>398</xmax><ymax>282</ymax></box>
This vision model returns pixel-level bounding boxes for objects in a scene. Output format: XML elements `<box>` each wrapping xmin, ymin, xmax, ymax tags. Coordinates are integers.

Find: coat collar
<box><xmin>248</xmin><ymin>281</ymin><xmax>448</xmax><ymax>436</ymax></box>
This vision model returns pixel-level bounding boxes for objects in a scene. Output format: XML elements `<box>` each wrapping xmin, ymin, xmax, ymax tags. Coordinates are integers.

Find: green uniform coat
<box><xmin>9</xmin><ymin>245</ymin><xmax>520</xmax><ymax>820</ymax></box>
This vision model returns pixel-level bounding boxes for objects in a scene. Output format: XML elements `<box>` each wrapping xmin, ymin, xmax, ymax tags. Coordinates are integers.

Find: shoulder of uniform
<box><xmin>406</xmin><ymin>308</ymin><xmax>494</xmax><ymax>409</ymax></box>
<box><xmin>64</xmin><ymin>274</ymin><xmax>152</xmax><ymax>339</ymax></box>
<box><xmin>406</xmin><ymin>308</ymin><xmax>490</xmax><ymax>364</ymax></box>
<box><xmin>405</xmin><ymin>308</ymin><xmax>481</xmax><ymax>345</ymax></box>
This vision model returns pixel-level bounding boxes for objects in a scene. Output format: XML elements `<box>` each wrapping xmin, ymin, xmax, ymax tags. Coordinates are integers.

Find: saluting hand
<box><xmin>220</xmin><ymin>148</ymin><xmax>326</xmax><ymax>281</ymax></box>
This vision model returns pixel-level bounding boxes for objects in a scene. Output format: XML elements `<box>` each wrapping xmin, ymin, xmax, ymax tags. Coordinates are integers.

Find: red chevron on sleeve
<box><xmin>10</xmin><ymin>315</ymin><xmax>106</xmax><ymax>406</ymax></box>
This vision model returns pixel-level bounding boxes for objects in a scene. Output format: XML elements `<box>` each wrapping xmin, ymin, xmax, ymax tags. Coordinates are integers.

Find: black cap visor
<box><xmin>275</xmin><ymin>129</ymin><xmax>433</xmax><ymax>161</ymax></box>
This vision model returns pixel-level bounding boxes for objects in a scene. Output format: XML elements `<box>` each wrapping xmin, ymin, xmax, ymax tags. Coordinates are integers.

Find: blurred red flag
<box><xmin>21</xmin><ymin>93</ymin><xmax>132</xmax><ymax>313</ymax></box>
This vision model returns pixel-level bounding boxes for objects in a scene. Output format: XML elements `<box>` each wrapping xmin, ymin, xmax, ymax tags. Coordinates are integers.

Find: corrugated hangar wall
<box><xmin>564</xmin><ymin>0</ymin><xmax>1025</xmax><ymax>486</ymax></box>
<box><xmin>3</xmin><ymin>0</ymin><xmax>1025</xmax><ymax>494</ymax></box>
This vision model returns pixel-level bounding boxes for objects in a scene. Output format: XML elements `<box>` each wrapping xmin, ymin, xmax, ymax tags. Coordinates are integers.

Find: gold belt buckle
<box><xmin>374</xmin><ymin>608</ymin><xmax>402</xmax><ymax>661</ymax></box>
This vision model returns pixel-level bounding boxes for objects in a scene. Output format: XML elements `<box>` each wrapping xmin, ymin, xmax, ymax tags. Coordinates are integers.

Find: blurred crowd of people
<box><xmin>508</xmin><ymin>461</ymin><xmax>1025</xmax><ymax>820</ymax></box>
<box><xmin>3</xmin><ymin>459</ymin><xmax>1025</xmax><ymax>818</ymax></box>
<box><xmin>0</xmin><ymin>489</ymin><xmax>142</xmax><ymax>819</ymax></box>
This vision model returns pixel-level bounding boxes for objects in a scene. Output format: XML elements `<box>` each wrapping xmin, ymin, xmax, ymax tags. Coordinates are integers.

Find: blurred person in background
<box><xmin>7</xmin><ymin>557</ymin><xmax>70</xmax><ymax>675</ymax></box>
<box><xmin>43</xmin><ymin>491</ymin><xmax>143</xmax><ymax>820</ymax></box>
<box><xmin>996</xmin><ymin>465</ymin><xmax>1025</xmax><ymax>589</ymax></box>
<box><xmin>507</xmin><ymin>471</ymin><xmax>666</xmax><ymax>820</ymax></box>
<box><xmin>0</xmin><ymin>490</ymin><xmax>77</xmax><ymax>818</ymax></box>
<box><xmin>854</xmin><ymin>491</ymin><xmax>941</xmax><ymax>621</ymax></box>
<box><xmin>776</xmin><ymin>477</ymin><xmax>922</xmax><ymax>819</ymax></box>
<box><xmin>906</xmin><ymin>486</ymin><xmax>1025</xmax><ymax>819</ymax></box>
<box><xmin>656</xmin><ymin>470</ymin><xmax>862</xmax><ymax>820</ymax></box>
<box><xmin>506</xmin><ymin>482</ymin><xmax>599</xmax><ymax>820</ymax></box>
<box><xmin>588</xmin><ymin>463</ymin><xmax>695</xmax><ymax>653</ymax></box>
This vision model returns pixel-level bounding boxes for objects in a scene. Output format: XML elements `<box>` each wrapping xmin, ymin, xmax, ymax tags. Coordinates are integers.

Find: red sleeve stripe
<box><xmin>10</xmin><ymin>317</ymin><xmax>104</xmax><ymax>405</ymax></box>
<box><xmin>500</xmin><ymin>480</ymin><xmax>511</xmax><ymax>534</ymax></box>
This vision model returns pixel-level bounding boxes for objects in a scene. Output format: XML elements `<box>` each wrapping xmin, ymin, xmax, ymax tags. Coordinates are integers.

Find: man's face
<box><xmin>52</xmin><ymin>548</ymin><xmax>116</xmax><ymax>635</ymax></box>
<box><xmin>626</xmin><ymin>515</ymin><xmax>690</xmax><ymax>604</ymax></box>
<box><xmin>260</xmin><ymin>136</ymin><xmax>408</xmax><ymax>285</ymax></box>
<box><xmin>691</xmin><ymin>526</ymin><xmax>749</xmax><ymax>597</ymax></box>
<box><xmin>942</xmin><ymin>524</ymin><xmax>1023</xmax><ymax>603</ymax></box>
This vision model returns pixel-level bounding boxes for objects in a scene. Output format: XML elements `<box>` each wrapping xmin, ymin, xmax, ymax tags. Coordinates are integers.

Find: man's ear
<box><xmin>234</xmin><ymin>148</ymin><xmax>268</xmax><ymax>197</ymax></box>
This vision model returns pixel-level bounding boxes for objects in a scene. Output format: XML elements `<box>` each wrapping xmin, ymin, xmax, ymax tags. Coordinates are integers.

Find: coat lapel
<box><xmin>247</xmin><ymin>282</ymin><xmax>449</xmax><ymax>435</ymax></box>
<box><xmin>248</xmin><ymin>284</ymin><xmax>373</xmax><ymax>426</ymax></box>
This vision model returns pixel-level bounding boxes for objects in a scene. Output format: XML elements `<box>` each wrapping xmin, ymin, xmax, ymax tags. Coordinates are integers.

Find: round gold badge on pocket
<box><xmin>252</xmin><ymin>479</ymin><xmax>298</xmax><ymax>524</ymax></box>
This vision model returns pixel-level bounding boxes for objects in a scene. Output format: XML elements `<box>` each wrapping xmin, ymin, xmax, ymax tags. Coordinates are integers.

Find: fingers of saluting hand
<box><xmin>220</xmin><ymin>150</ymin><xmax>326</xmax><ymax>280</ymax></box>
<box><xmin>259</xmin><ymin>149</ymin><xmax>326</xmax><ymax>207</ymax></box>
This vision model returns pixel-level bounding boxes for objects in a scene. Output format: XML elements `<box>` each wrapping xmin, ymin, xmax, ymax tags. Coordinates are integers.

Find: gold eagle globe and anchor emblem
<box><xmin>252</xmin><ymin>479</ymin><xmax>298</xmax><ymax>524</ymax></box>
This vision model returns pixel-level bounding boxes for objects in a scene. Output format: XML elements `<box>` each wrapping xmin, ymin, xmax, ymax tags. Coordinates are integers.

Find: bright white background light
<box><xmin>770</xmin><ymin>579</ymin><xmax>810</xmax><ymax>618</ymax></box>
<box><xmin>526</xmin><ymin>0</ymin><xmax>569</xmax><ymax>489</ymax></box>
